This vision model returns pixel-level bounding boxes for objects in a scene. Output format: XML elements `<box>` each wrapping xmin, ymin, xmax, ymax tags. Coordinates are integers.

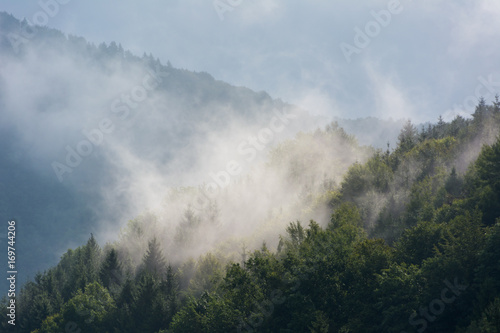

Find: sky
<box><xmin>1</xmin><ymin>0</ymin><xmax>500</xmax><ymax>121</ymax></box>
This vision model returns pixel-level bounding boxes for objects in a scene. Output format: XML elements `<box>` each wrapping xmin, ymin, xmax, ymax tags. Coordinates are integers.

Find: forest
<box><xmin>1</xmin><ymin>97</ymin><xmax>500</xmax><ymax>333</ymax></box>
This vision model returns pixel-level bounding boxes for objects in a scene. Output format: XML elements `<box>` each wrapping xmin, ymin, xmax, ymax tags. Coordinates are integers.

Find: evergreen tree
<box><xmin>141</xmin><ymin>237</ymin><xmax>167</xmax><ymax>278</ymax></box>
<box><xmin>397</xmin><ymin>120</ymin><xmax>418</xmax><ymax>154</ymax></box>
<box><xmin>494</xmin><ymin>94</ymin><xmax>500</xmax><ymax>115</ymax></box>
<box><xmin>470</xmin><ymin>136</ymin><xmax>500</xmax><ymax>224</ymax></box>
<box><xmin>100</xmin><ymin>248</ymin><xmax>123</xmax><ymax>290</ymax></box>
<box><xmin>436</xmin><ymin>115</ymin><xmax>446</xmax><ymax>138</ymax></box>
<box><xmin>75</xmin><ymin>234</ymin><xmax>102</xmax><ymax>291</ymax></box>
<box><xmin>134</xmin><ymin>273</ymin><xmax>157</xmax><ymax>329</ymax></box>
<box><xmin>175</xmin><ymin>207</ymin><xmax>201</xmax><ymax>245</ymax></box>
<box><xmin>445</xmin><ymin>167</ymin><xmax>463</xmax><ymax>197</ymax></box>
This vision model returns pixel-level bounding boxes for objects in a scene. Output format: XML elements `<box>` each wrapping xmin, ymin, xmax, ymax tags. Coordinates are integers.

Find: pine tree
<box><xmin>473</xmin><ymin>136</ymin><xmax>500</xmax><ymax>224</ymax></box>
<box><xmin>494</xmin><ymin>94</ymin><xmax>500</xmax><ymax>115</ymax></box>
<box><xmin>437</xmin><ymin>115</ymin><xmax>446</xmax><ymax>138</ymax></box>
<box><xmin>85</xmin><ymin>234</ymin><xmax>102</xmax><ymax>282</ymax></box>
<box><xmin>397</xmin><ymin>120</ymin><xmax>418</xmax><ymax>153</ymax></box>
<box><xmin>445</xmin><ymin>167</ymin><xmax>463</xmax><ymax>197</ymax></box>
<box><xmin>472</xmin><ymin>97</ymin><xmax>488</xmax><ymax>128</ymax></box>
<box><xmin>141</xmin><ymin>237</ymin><xmax>167</xmax><ymax>278</ymax></box>
<box><xmin>100</xmin><ymin>248</ymin><xmax>123</xmax><ymax>289</ymax></box>
<box><xmin>73</xmin><ymin>234</ymin><xmax>102</xmax><ymax>291</ymax></box>
<box><xmin>175</xmin><ymin>208</ymin><xmax>201</xmax><ymax>245</ymax></box>
<box><xmin>159</xmin><ymin>265</ymin><xmax>179</xmax><ymax>326</ymax></box>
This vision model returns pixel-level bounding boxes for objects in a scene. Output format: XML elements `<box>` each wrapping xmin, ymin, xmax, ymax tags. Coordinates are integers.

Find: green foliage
<box><xmin>329</xmin><ymin>201</ymin><xmax>362</xmax><ymax>229</ymax></box>
<box><xmin>140</xmin><ymin>237</ymin><xmax>167</xmax><ymax>278</ymax></box>
<box><xmin>175</xmin><ymin>208</ymin><xmax>201</xmax><ymax>245</ymax></box>
<box><xmin>395</xmin><ymin>221</ymin><xmax>444</xmax><ymax>265</ymax></box>
<box><xmin>340</xmin><ymin>162</ymin><xmax>369</xmax><ymax>199</ymax></box>
<box><xmin>168</xmin><ymin>297</ymin><xmax>205</xmax><ymax>332</ymax></box>
<box><xmin>374</xmin><ymin>263</ymin><xmax>423</xmax><ymax>332</ymax></box>
<box><xmin>61</xmin><ymin>282</ymin><xmax>115</xmax><ymax>333</ymax></box>
<box><xmin>99</xmin><ymin>248</ymin><xmax>123</xmax><ymax>292</ymax></box>
<box><xmin>396</xmin><ymin>120</ymin><xmax>419</xmax><ymax>154</ymax></box>
<box><xmin>473</xmin><ymin>221</ymin><xmax>500</xmax><ymax>315</ymax></box>
<box><xmin>186</xmin><ymin>253</ymin><xmax>224</xmax><ymax>298</ymax></box>
<box><xmin>445</xmin><ymin>167</ymin><xmax>463</xmax><ymax>197</ymax></box>
<box><xmin>14</xmin><ymin>100</ymin><xmax>500</xmax><ymax>332</ymax></box>
<box><xmin>38</xmin><ymin>313</ymin><xmax>64</xmax><ymax>333</ymax></box>
<box><xmin>278</xmin><ymin>221</ymin><xmax>306</xmax><ymax>253</ymax></box>
<box><xmin>472</xmin><ymin>297</ymin><xmax>500</xmax><ymax>332</ymax></box>
<box><xmin>328</xmin><ymin>202</ymin><xmax>366</xmax><ymax>245</ymax></box>
<box><xmin>467</xmin><ymin>136</ymin><xmax>500</xmax><ymax>224</ymax></box>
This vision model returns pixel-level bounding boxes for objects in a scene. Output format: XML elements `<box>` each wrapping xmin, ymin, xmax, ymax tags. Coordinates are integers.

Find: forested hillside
<box><xmin>0</xmin><ymin>10</ymin><xmax>325</xmax><ymax>289</ymax></box>
<box><xmin>3</xmin><ymin>98</ymin><xmax>500</xmax><ymax>332</ymax></box>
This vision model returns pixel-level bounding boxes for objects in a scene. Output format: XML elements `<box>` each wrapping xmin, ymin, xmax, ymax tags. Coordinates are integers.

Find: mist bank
<box><xmin>0</xmin><ymin>11</ymin><xmax>327</xmax><ymax>288</ymax></box>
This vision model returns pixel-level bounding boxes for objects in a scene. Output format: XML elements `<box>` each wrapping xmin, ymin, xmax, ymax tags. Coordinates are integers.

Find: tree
<box><xmin>329</xmin><ymin>201</ymin><xmax>362</xmax><ymax>230</ymax></box>
<box><xmin>77</xmin><ymin>234</ymin><xmax>102</xmax><ymax>291</ymax></box>
<box><xmin>163</xmin><ymin>265</ymin><xmax>180</xmax><ymax>322</ymax></box>
<box><xmin>309</xmin><ymin>311</ymin><xmax>330</xmax><ymax>333</ymax></box>
<box><xmin>37</xmin><ymin>313</ymin><xmax>64</xmax><ymax>333</ymax></box>
<box><xmin>397</xmin><ymin>120</ymin><xmax>418</xmax><ymax>154</ymax></box>
<box><xmin>473</xmin><ymin>222</ymin><xmax>500</xmax><ymax>315</ymax></box>
<box><xmin>494</xmin><ymin>94</ymin><xmax>500</xmax><ymax>115</ymax></box>
<box><xmin>394</xmin><ymin>221</ymin><xmax>444</xmax><ymax>265</ymax></box>
<box><xmin>469</xmin><ymin>136</ymin><xmax>500</xmax><ymax>224</ymax></box>
<box><xmin>99</xmin><ymin>248</ymin><xmax>123</xmax><ymax>290</ymax></box>
<box><xmin>436</xmin><ymin>115</ymin><xmax>446</xmax><ymax>138</ymax></box>
<box><xmin>341</xmin><ymin>239</ymin><xmax>393</xmax><ymax>332</ymax></box>
<box><xmin>140</xmin><ymin>237</ymin><xmax>167</xmax><ymax>278</ymax></box>
<box><xmin>473</xmin><ymin>97</ymin><xmax>488</xmax><ymax>123</ymax></box>
<box><xmin>168</xmin><ymin>297</ymin><xmax>205</xmax><ymax>333</ymax></box>
<box><xmin>374</xmin><ymin>263</ymin><xmax>422</xmax><ymax>332</ymax></box>
<box><xmin>60</xmin><ymin>282</ymin><xmax>116</xmax><ymax>333</ymax></box>
<box><xmin>340</xmin><ymin>162</ymin><xmax>369</xmax><ymax>199</ymax></box>
<box><xmin>187</xmin><ymin>253</ymin><xmax>224</xmax><ymax>298</ymax></box>
<box><xmin>278</xmin><ymin>221</ymin><xmax>305</xmax><ymax>253</ymax></box>
<box><xmin>115</xmin><ymin>278</ymin><xmax>136</xmax><ymax>331</ymax></box>
<box><xmin>175</xmin><ymin>208</ymin><xmax>201</xmax><ymax>245</ymax></box>
<box><xmin>474</xmin><ymin>298</ymin><xmax>500</xmax><ymax>331</ymax></box>
<box><xmin>445</xmin><ymin>167</ymin><xmax>463</xmax><ymax>197</ymax></box>
<box><xmin>131</xmin><ymin>273</ymin><xmax>163</xmax><ymax>332</ymax></box>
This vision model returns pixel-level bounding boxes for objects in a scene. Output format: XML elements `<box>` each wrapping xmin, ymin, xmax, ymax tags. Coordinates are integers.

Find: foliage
<box><xmin>11</xmin><ymin>100</ymin><xmax>500</xmax><ymax>332</ymax></box>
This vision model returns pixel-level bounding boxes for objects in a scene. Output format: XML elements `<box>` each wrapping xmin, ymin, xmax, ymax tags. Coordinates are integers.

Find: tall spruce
<box><xmin>100</xmin><ymin>248</ymin><xmax>122</xmax><ymax>289</ymax></box>
<box><xmin>141</xmin><ymin>237</ymin><xmax>167</xmax><ymax>278</ymax></box>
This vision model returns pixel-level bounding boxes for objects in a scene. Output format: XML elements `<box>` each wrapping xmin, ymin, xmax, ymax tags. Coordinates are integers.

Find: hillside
<box><xmin>1</xmin><ymin>9</ymin><xmax>500</xmax><ymax>333</ymax></box>
<box><xmin>0</xmin><ymin>11</ymin><xmax>406</xmax><ymax>291</ymax></box>
<box><xmin>0</xmin><ymin>11</ymin><xmax>326</xmax><ymax>289</ymax></box>
<box><xmin>2</xmin><ymin>99</ymin><xmax>499</xmax><ymax>332</ymax></box>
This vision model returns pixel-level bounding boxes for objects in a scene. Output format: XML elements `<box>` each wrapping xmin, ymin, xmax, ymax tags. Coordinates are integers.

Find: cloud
<box><xmin>447</xmin><ymin>1</ymin><xmax>500</xmax><ymax>56</ymax></box>
<box><xmin>235</xmin><ymin>0</ymin><xmax>283</xmax><ymax>25</ymax></box>
<box><xmin>364</xmin><ymin>61</ymin><xmax>416</xmax><ymax>121</ymax></box>
<box><xmin>3</xmin><ymin>0</ymin><xmax>498</xmax><ymax>122</ymax></box>
<box><xmin>292</xmin><ymin>88</ymin><xmax>338</xmax><ymax>119</ymax></box>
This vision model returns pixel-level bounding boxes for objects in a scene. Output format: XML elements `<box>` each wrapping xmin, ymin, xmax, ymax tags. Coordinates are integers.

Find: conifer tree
<box><xmin>397</xmin><ymin>120</ymin><xmax>418</xmax><ymax>154</ymax></box>
<box><xmin>100</xmin><ymin>248</ymin><xmax>122</xmax><ymax>289</ymax></box>
<box><xmin>141</xmin><ymin>237</ymin><xmax>167</xmax><ymax>278</ymax></box>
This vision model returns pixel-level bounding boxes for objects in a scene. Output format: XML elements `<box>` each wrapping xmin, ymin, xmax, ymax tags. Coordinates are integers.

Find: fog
<box><xmin>2</xmin><ymin>7</ymin><xmax>497</xmax><ymax>284</ymax></box>
<box><xmin>2</xmin><ymin>1</ymin><xmax>500</xmax><ymax>125</ymax></box>
<box><xmin>0</xmin><ymin>16</ymin><xmax>380</xmax><ymax>277</ymax></box>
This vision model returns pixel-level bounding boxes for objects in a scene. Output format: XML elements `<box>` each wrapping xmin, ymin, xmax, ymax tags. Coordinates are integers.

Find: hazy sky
<box><xmin>1</xmin><ymin>0</ymin><xmax>499</xmax><ymax>122</ymax></box>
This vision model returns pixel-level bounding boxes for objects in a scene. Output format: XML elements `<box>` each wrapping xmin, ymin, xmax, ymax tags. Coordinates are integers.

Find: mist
<box><xmin>1</xmin><ymin>14</ymin><xmax>376</xmax><ymax>279</ymax></box>
<box><xmin>1</xmin><ymin>7</ymin><xmax>497</xmax><ymax>294</ymax></box>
